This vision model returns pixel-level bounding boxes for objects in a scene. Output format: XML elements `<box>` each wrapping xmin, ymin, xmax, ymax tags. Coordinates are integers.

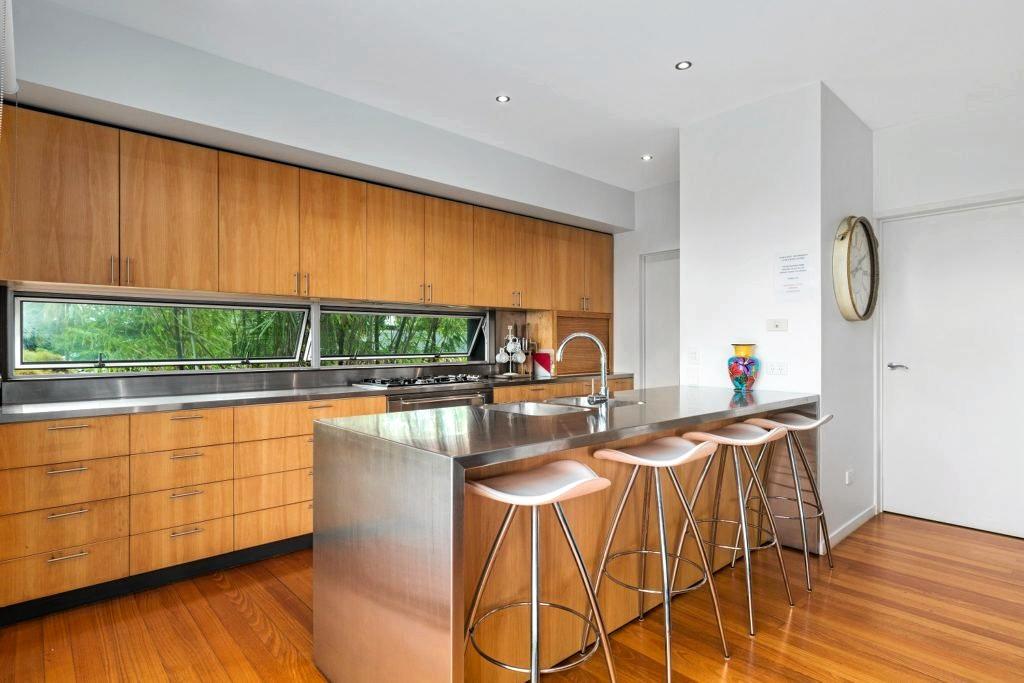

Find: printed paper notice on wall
<box><xmin>774</xmin><ymin>252</ymin><xmax>814</xmax><ymax>302</ymax></box>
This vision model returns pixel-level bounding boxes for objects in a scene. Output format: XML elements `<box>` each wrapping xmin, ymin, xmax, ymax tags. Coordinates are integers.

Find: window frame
<box><xmin>12</xmin><ymin>294</ymin><xmax>311</xmax><ymax>373</ymax></box>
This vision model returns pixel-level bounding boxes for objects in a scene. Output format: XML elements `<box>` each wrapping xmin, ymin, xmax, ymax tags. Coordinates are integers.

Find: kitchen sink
<box><xmin>483</xmin><ymin>401</ymin><xmax>593</xmax><ymax>417</ymax></box>
<box><xmin>547</xmin><ymin>396</ymin><xmax>645</xmax><ymax>409</ymax></box>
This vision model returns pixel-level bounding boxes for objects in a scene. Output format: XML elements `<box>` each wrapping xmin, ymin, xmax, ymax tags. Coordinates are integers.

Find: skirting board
<box><xmin>823</xmin><ymin>505</ymin><xmax>878</xmax><ymax>552</ymax></box>
<box><xmin>0</xmin><ymin>534</ymin><xmax>312</xmax><ymax>627</ymax></box>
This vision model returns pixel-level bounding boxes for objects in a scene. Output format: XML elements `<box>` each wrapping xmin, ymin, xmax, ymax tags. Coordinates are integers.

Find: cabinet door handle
<box><xmin>47</xmin><ymin>550</ymin><xmax>90</xmax><ymax>564</ymax></box>
<box><xmin>125</xmin><ymin>257</ymin><xmax>132</xmax><ymax>286</ymax></box>
<box><xmin>307</xmin><ymin>404</ymin><xmax>333</xmax><ymax>410</ymax></box>
<box><xmin>427</xmin><ymin>283</ymin><xmax>432</xmax><ymax>302</ymax></box>
<box><xmin>110</xmin><ymin>256</ymin><xmax>116</xmax><ymax>285</ymax></box>
<box><xmin>304</xmin><ymin>273</ymin><xmax>311</xmax><ymax>296</ymax></box>
<box><xmin>169</xmin><ymin>489</ymin><xmax>204</xmax><ymax>499</ymax></box>
<box><xmin>47</xmin><ymin>508</ymin><xmax>89</xmax><ymax>520</ymax></box>
<box><xmin>169</xmin><ymin>414</ymin><xmax>204</xmax><ymax>421</ymax></box>
<box><xmin>307</xmin><ymin>437</ymin><xmax>314</xmax><ymax>443</ymax></box>
<box><xmin>169</xmin><ymin>451</ymin><xmax>203</xmax><ymax>460</ymax></box>
<box><xmin>295</xmin><ymin>272</ymin><xmax>301</xmax><ymax>295</ymax></box>
<box><xmin>419</xmin><ymin>283</ymin><xmax>425</xmax><ymax>302</ymax></box>
<box><xmin>46</xmin><ymin>466</ymin><xmax>88</xmax><ymax>475</ymax></box>
<box><xmin>170</xmin><ymin>527</ymin><xmax>204</xmax><ymax>538</ymax></box>
<box><xmin>46</xmin><ymin>423</ymin><xmax>91</xmax><ymax>431</ymax></box>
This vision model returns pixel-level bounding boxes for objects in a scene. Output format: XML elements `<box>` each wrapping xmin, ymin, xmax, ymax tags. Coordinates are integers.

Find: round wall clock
<box><xmin>832</xmin><ymin>216</ymin><xmax>879</xmax><ymax>321</ymax></box>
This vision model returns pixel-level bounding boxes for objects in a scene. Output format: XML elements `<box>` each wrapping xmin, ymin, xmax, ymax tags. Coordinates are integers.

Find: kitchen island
<box><xmin>312</xmin><ymin>385</ymin><xmax>819</xmax><ymax>683</ymax></box>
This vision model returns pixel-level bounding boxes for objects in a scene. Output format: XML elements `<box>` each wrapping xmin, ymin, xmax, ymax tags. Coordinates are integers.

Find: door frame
<box><xmin>637</xmin><ymin>249</ymin><xmax>680</xmax><ymax>390</ymax></box>
<box><xmin>875</xmin><ymin>190</ymin><xmax>1024</xmax><ymax>513</ymax></box>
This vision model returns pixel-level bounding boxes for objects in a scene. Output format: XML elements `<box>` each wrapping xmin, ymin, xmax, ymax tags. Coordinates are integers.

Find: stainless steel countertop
<box><xmin>317</xmin><ymin>385</ymin><xmax>819</xmax><ymax>469</ymax></box>
<box><xmin>0</xmin><ymin>373</ymin><xmax>632</xmax><ymax>424</ymax></box>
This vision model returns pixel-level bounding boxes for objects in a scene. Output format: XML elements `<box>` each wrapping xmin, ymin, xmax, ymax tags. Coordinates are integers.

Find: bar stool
<box><xmin>681</xmin><ymin>424</ymin><xmax>794</xmax><ymax>636</ymax></box>
<box><xmin>465</xmin><ymin>460</ymin><xmax>617</xmax><ymax>683</ymax></box>
<box><xmin>585</xmin><ymin>436</ymin><xmax>730</xmax><ymax>680</ymax></box>
<box><xmin>744</xmin><ymin>413</ymin><xmax>835</xmax><ymax>591</ymax></box>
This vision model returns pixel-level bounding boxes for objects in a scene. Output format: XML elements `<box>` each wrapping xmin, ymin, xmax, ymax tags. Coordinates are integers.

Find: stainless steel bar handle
<box><xmin>398</xmin><ymin>393</ymin><xmax>487</xmax><ymax>406</ymax></box>
<box><xmin>47</xmin><ymin>508</ymin><xmax>89</xmax><ymax>520</ymax></box>
<box><xmin>169</xmin><ymin>414</ymin><xmax>204</xmax><ymax>421</ymax></box>
<box><xmin>110</xmin><ymin>256</ymin><xmax>116</xmax><ymax>285</ymax></box>
<box><xmin>47</xmin><ymin>551</ymin><xmax>89</xmax><ymax>564</ymax></box>
<box><xmin>420</xmin><ymin>283</ymin><xmax>425</xmax><ymax>302</ymax></box>
<box><xmin>169</xmin><ymin>451</ymin><xmax>203</xmax><ymax>460</ymax></box>
<box><xmin>887</xmin><ymin>362</ymin><xmax>910</xmax><ymax>370</ymax></box>
<box><xmin>307</xmin><ymin>404</ymin><xmax>333</xmax><ymax>410</ymax></box>
<box><xmin>295</xmin><ymin>272</ymin><xmax>301</xmax><ymax>294</ymax></box>
<box><xmin>305</xmin><ymin>273</ymin><xmax>311</xmax><ymax>296</ymax></box>
<box><xmin>170</xmin><ymin>527</ymin><xmax>204</xmax><ymax>538</ymax></box>
<box><xmin>125</xmin><ymin>257</ymin><xmax>132</xmax><ymax>286</ymax></box>
<box><xmin>46</xmin><ymin>466</ymin><xmax>88</xmax><ymax>475</ymax></box>
<box><xmin>169</xmin><ymin>489</ymin><xmax>204</xmax><ymax>499</ymax></box>
<box><xmin>580</xmin><ymin>297</ymin><xmax>585</xmax><ymax>310</ymax></box>
<box><xmin>307</xmin><ymin>437</ymin><xmax>314</xmax><ymax>443</ymax></box>
<box><xmin>427</xmin><ymin>283</ymin><xmax>433</xmax><ymax>302</ymax></box>
<box><xmin>46</xmin><ymin>423</ymin><xmax>91</xmax><ymax>431</ymax></box>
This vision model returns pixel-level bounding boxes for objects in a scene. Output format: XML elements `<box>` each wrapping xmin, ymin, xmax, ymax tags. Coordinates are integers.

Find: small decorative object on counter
<box><xmin>533</xmin><ymin>350</ymin><xmax>553</xmax><ymax>379</ymax></box>
<box><xmin>727</xmin><ymin>343</ymin><xmax>761</xmax><ymax>391</ymax></box>
<box><xmin>498</xmin><ymin>325</ymin><xmax>528</xmax><ymax>377</ymax></box>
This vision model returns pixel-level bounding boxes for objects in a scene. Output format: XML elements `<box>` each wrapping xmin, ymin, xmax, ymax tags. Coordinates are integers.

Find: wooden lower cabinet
<box><xmin>0</xmin><ymin>538</ymin><xmax>129</xmax><ymax>607</ymax></box>
<box><xmin>129</xmin><ymin>407</ymin><xmax>234</xmax><ymax>454</ymax></box>
<box><xmin>129</xmin><ymin>480</ymin><xmax>233</xmax><ymax>535</ymax></box>
<box><xmin>0</xmin><ymin>497</ymin><xmax>129</xmax><ymax>563</ymax></box>
<box><xmin>234</xmin><ymin>396</ymin><xmax>386</xmax><ymax>442</ymax></box>
<box><xmin>492</xmin><ymin>381</ymin><xmax>589</xmax><ymax>404</ymax></box>
<box><xmin>130</xmin><ymin>516</ymin><xmax>234</xmax><ymax>575</ymax></box>
<box><xmin>129</xmin><ymin>444</ymin><xmax>234</xmax><ymax>494</ymax></box>
<box><xmin>0</xmin><ymin>415</ymin><xmax>129</xmax><ymax>470</ymax></box>
<box><xmin>234</xmin><ymin>435</ymin><xmax>312</xmax><ymax>479</ymax></box>
<box><xmin>234</xmin><ymin>468</ymin><xmax>313</xmax><ymax>515</ymax></box>
<box><xmin>608</xmin><ymin>377</ymin><xmax>634</xmax><ymax>393</ymax></box>
<box><xmin>0</xmin><ymin>456</ymin><xmax>129</xmax><ymax>516</ymax></box>
<box><xmin>235</xmin><ymin>501</ymin><xmax>313</xmax><ymax>550</ymax></box>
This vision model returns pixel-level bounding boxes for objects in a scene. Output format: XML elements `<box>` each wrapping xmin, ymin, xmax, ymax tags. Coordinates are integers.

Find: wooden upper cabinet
<box><xmin>120</xmin><ymin>132</ymin><xmax>218</xmax><ymax>290</ymax></box>
<box><xmin>218</xmin><ymin>152</ymin><xmax>300</xmax><ymax>296</ymax></box>
<box><xmin>517</xmin><ymin>217</ymin><xmax>552</xmax><ymax>310</ymax></box>
<box><xmin>550</xmin><ymin>222</ymin><xmax>587</xmax><ymax>311</ymax></box>
<box><xmin>299</xmin><ymin>170</ymin><xmax>366</xmax><ymax>300</ymax></box>
<box><xmin>585</xmin><ymin>231</ymin><xmax>614</xmax><ymax>313</ymax></box>
<box><xmin>366</xmin><ymin>185</ymin><xmax>425</xmax><ymax>303</ymax></box>
<box><xmin>0</xmin><ymin>107</ymin><xmax>119</xmax><ymax>285</ymax></box>
<box><xmin>424</xmin><ymin>197</ymin><xmax>474</xmax><ymax>305</ymax></box>
<box><xmin>472</xmin><ymin>207</ymin><xmax>519</xmax><ymax>308</ymax></box>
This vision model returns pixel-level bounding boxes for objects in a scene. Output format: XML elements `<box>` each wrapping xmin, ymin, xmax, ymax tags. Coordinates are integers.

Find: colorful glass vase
<box><xmin>727</xmin><ymin>343</ymin><xmax>761</xmax><ymax>392</ymax></box>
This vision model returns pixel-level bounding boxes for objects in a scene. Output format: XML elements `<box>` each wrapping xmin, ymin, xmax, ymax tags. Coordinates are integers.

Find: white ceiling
<box><xmin>35</xmin><ymin>0</ymin><xmax>1024</xmax><ymax>191</ymax></box>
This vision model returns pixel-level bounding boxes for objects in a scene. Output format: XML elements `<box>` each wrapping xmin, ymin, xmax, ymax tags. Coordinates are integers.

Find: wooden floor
<box><xmin>1</xmin><ymin>513</ymin><xmax>1022</xmax><ymax>682</ymax></box>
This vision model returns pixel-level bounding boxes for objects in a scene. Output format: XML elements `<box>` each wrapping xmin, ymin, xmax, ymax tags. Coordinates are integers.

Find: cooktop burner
<box><xmin>353</xmin><ymin>374</ymin><xmax>482</xmax><ymax>389</ymax></box>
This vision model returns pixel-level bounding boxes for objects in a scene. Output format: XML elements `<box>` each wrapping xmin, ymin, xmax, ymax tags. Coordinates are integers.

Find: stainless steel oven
<box><xmin>386</xmin><ymin>388</ymin><xmax>493</xmax><ymax>412</ymax></box>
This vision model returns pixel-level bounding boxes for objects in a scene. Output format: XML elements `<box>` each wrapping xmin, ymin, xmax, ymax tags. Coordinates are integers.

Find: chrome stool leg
<box><xmin>731</xmin><ymin>446</ymin><xmax>757</xmax><ymax>635</ymax></box>
<box><xmin>793</xmin><ymin>432</ymin><xmax>835</xmax><ymax>569</ymax></box>
<box><xmin>652</xmin><ymin>470</ymin><xmax>673</xmax><ymax>680</ymax></box>
<box><xmin>784</xmin><ymin>433</ymin><xmax>813</xmax><ymax>591</ymax></box>
<box><xmin>530</xmin><ymin>506</ymin><xmax>540</xmax><ymax>682</ymax></box>
<box><xmin>741</xmin><ymin>446</ymin><xmax>795</xmax><ymax>608</ymax></box>
<box><xmin>731</xmin><ymin>441</ymin><xmax>774</xmax><ymax>568</ymax></box>
<box><xmin>637</xmin><ymin>468</ymin><xmax>653</xmax><ymax>621</ymax></box>
<box><xmin>464</xmin><ymin>504</ymin><xmax>517</xmax><ymax>645</ymax></box>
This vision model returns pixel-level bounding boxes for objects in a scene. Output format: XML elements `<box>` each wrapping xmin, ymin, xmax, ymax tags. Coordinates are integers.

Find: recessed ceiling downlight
<box><xmin>641</xmin><ymin>154</ymin><xmax>654</xmax><ymax>162</ymax></box>
<box><xmin>674</xmin><ymin>60</ymin><xmax>693</xmax><ymax>70</ymax></box>
<box><xmin>495</xmin><ymin>94</ymin><xmax>511</xmax><ymax>103</ymax></box>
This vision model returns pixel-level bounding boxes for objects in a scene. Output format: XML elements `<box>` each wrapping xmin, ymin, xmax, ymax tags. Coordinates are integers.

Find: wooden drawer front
<box><xmin>0</xmin><ymin>416</ymin><xmax>129</xmax><ymax>470</ymax></box>
<box><xmin>608</xmin><ymin>378</ymin><xmax>634</xmax><ymax>393</ymax></box>
<box><xmin>234</xmin><ymin>468</ymin><xmax>313</xmax><ymax>514</ymax></box>
<box><xmin>130</xmin><ymin>480</ymin><xmax>233</xmax><ymax>534</ymax></box>
<box><xmin>234</xmin><ymin>436</ymin><xmax>312</xmax><ymax>479</ymax></box>
<box><xmin>129</xmin><ymin>516</ymin><xmax>233</xmax><ymax>575</ymax></box>
<box><xmin>234</xmin><ymin>501</ymin><xmax>312</xmax><ymax>550</ymax></box>
<box><xmin>130</xmin><ymin>444</ymin><xmax>233</xmax><ymax>494</ymax></box>
<box><xmin>0</xmin><ymin>497</ymin><xmax>129</xmax><ymax>562</ymax></box>
<box><xmin>0</xmin><ymin>538</ymin><xmax>129</xmax><ymax>608</ymax></box>
<box><xmin>233</xmin><ymin>396</ymin><xmax>385</xmax><ymax>442</ymax></box>
<box><xmin>549</xmin><ymin>381</ymin><xmax>589</xmax><ymax>398</ymax></box>
<box><xmin>129</xmin><ymin>408</ymin><xmax>233</xmax><ymax>454</ymax></box>
<box><xmin>0</xmin><ymin>456</ymin><xmax>129</xmax><ymax>516</ymax></box>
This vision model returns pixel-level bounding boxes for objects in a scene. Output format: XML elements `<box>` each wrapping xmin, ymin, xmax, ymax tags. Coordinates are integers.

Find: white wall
<box><xmin>679</xmin><ymin>85</ymin><xmax>823</xmax><ymax>392</ymax></box>
<box><xmin>614</xmin><ymin>181</ymin><xmax>679</xmax><ymax>378</ymax></box>
<box><xmin>13</xmin><ymin>0</ymin><xmax>635</xmax><ymax>232</ymax></box>
<box><xmin>820</xmin><ymin>86</ymin><xmax>877</xmax><ymax>540</ymax></box>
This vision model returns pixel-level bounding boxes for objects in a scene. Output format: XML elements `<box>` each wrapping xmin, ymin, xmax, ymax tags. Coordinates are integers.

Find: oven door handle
<box><xmin>397</xmin><ymin>393</ymin><xmax>488</xmax><ymax>407</ymax></box>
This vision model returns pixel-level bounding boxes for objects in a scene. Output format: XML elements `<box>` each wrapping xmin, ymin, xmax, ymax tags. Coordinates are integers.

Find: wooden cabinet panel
<box><xmin>218</xmin><ymin>152</ymin><xmax>300</xmax><ymax>296</ymax></box>
<box><xmin>129</xmin><ymin>408</ymin><xmax>233</xmax><ymax>454</ymax></box>
<box><xmin>130</xmin><ymin>480</ymin><xmax>233</xmax><ymax>534</ymax></box>
<box><xmin>120</xmin><ymin>132</ymin><xmax>218</xmax><ymax>290</ymax></box>
<box><xmin>0</xmin><ymin>415</ymin><xmax>129</xmax><ymax>470</ymax></box>
<box><xmin>608</xmin><ymin>378</ymin><xmax>634</xmax><ymax>393</ymax></box>
<box><xmin>424</xmin><ymin>197</ymin><xmax>474</xmax><ymax>305</ymax></box>
<box><xmin>0</xmin><ymin>497</ymin><xmax>129</xmax><ymax>563</ymax></box>
<box><xmin>0</xmin><ymin>538</ymin><xmax>129</xmax><ymax>608</ymax></box>
<box><xmin>233</xmin><ymin>396</ymin><xmax>385</xmax><ymax>442</ymax></box>
<box><xmin>517</xmin><ymin>217</ymin><xmax>552</xmax><ymax>310</ymax></box>
<box><xmin>233</xmin><ymin>436</ymin><xmax>312</xmax><ymax>479</ymax></box>
<box><xmin>366</xmin><ymin>185</ymin><xmax>425</xmax><ymax>303</ymax></box>
<box><xmin>473</xmin><ymin>207</ymin><xmax>519</xmax><ymax>308</ymax></box>
<box><xmin>0</xmin><ymin>456</ymin><xmax>129</xmax><ymax>516</ymax></box>
<box><xmin>129</xmin><ymin>444</ymin><xmax>233</xmax><ymax>494</ymax></box>
<box><xmin>550</xmin><ymin>223</ymin><xmax>588</xmax><ymax>311</ymax></box>
<box><xmin>299</xmin><ymin>170</ymin><xmax>366</xmax><ymax>299</ymax></box>
<box><xmin>585</xmin><ymin>231</ymin><xmax>614</xmax><ymax>313</ymax></box>
<box><xmin>492</xmin><ymin>382</ymin><xmax>589</xmax><ymax>403</ymax></box>
<box><xmin>129</xmin><ymin>516</ymin><xmax>233</xmax><ymax>575</ymax></box>
<box><xmin>234</xmin><ymin>468</ymin><xmax>313</xmax><ymax>515</ymax></box>
<box><xmin>555</xmin><ymin>314</ymin><xmax>611</xmax><ymax>376</ymax></box>
<box><xmin>0</xmin><ymin>107</ymin><xmax>119</xmax><ymax>286</ymax></box>
<box><xmin>234</xmin><ymin>501</ymin><xmax>312</xmax><ymax>550</ymax></box>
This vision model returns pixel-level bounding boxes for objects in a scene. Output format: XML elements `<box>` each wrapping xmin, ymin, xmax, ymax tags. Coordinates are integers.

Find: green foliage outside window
<box><xmin>319</xmin><ymin>311</ymin><xmax>482</xmax><ymax>365</ymax></box>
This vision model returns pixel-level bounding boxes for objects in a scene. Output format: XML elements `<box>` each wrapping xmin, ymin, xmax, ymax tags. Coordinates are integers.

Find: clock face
<box><xmin>849</xmin><ymin>223</ymin><xmax>874</xmax><ymax>317</ymax></box>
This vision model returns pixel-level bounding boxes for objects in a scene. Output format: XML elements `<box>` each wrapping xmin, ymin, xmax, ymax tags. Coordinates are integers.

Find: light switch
<box><xmin>767</xmin><ymin>319</ymin><xmax>789</xmax><ymax>332</ymax></box>
<box><xmin>766</xmin><ymin>361</ymin><xmax>789</xmax><ymax>376</ymax></box>
<box><xmin>686</xmin><ymin>349</ymin><xmax>701</xmax><ymax>365</ymax></box>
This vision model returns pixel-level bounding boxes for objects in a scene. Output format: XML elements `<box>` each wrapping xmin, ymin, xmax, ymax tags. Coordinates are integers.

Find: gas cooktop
<box><xmin>352</xmin><ymin>374</ymin><xmax>483</xmax><ymax>390</ymax></box>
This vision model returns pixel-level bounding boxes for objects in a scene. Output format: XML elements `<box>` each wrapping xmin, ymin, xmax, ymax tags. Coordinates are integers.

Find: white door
<box><xmin>640</xmin><ymin>250</ymin><xmax>680</xmax><ymax>388</ymax></box>
<box><xmin>882</xmin><ymin>202</ymin><xmax>1024</xmax><ymax>537</ymax></box>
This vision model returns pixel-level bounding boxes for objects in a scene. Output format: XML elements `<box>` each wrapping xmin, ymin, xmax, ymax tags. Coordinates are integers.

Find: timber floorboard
<box><xmin>1</xmin><ymin>513</ymin><xmax>1022</xmax><ymax>682</ymax></box>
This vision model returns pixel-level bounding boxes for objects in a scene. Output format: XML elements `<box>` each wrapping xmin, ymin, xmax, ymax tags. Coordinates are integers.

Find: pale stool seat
<box><xmin>466</xmin><ymin>460</ymin><xmax>610</xmax><ymax>507</ymax></box>
<box><xmin>594</xmin><ymin>436</ymin><xmax>716</xmax><ymax>468</ymax></box>
<box><xmin>683</xmin><ymin>423</ymin><xmax>787</xmax><ymax>447</ymax></box>
<box><xmin>746</xmin><ymin>412</ymin><xmax>834</xmax><ymax>432</ymax></box>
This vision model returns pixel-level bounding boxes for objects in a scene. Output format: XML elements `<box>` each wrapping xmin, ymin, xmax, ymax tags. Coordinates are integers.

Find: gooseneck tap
<box><xmin>556</xmin><ymin>332</ymin><xmax>608</xmax><ymax>404</ymax></box>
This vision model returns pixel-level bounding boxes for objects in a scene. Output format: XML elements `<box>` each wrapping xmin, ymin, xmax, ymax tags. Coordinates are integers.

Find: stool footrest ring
<box><xmin>694</xmin><ymin>518</ymin><xmax>776</xmax><ymax>552</ymax></box>
<box><xmin>762</xmin><ymin>495</ymin><xmax>824</xmax><ymax>520</ymax></box>
<box><xmin>603</xmin><ymin>549</ymin><xmax>708</xmax><ymax>595</ymax></box>
<box><xmin>468</xmin><ymin>601</ymin><xmax>601</xmax><ymax>675</ymax></box>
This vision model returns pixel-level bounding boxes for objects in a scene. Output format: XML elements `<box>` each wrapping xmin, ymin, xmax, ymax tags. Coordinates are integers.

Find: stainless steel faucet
<box><xmin>555</xmin><ymin>332</ymin><xmax>608</xmax><ymax>404</ymax></box>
